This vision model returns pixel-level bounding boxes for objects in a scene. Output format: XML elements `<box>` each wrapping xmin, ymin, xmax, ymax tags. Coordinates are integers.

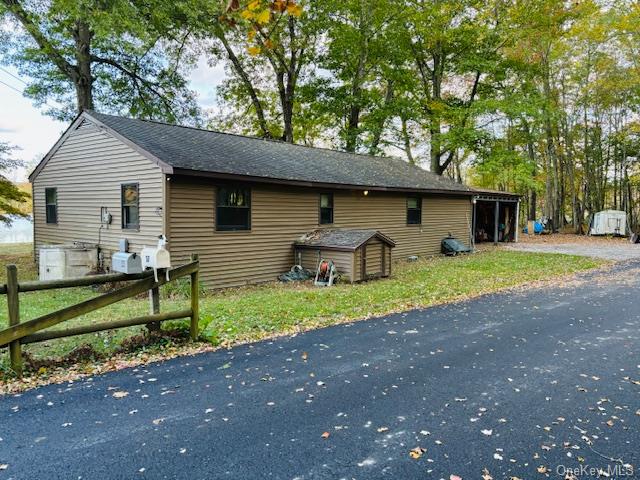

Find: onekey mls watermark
<box><xmin>556</xmin><ymin>463</ymin><xmax>634</xmax><ymax>478</ymax></box>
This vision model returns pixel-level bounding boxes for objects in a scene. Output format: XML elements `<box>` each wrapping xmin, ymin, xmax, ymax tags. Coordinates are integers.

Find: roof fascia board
<box><xmin>293</xmin><ymin>244</ymin><xmax>357</xmax><ymax>252</ymax></box>
<box><xmin>172</xmin><ymin>168</ymin><xmax>475</xmax><ymax>197</ymax></box>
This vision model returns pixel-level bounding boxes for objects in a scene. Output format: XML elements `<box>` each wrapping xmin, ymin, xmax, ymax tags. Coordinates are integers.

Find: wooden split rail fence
<box><xmin>0</xmin><ymin>254</ymin><xmax>200</xmax><ymax>376</ymax></box>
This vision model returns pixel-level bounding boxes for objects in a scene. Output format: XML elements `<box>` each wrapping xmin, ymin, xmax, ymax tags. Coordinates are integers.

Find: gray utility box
<box><xmin>111</xmin><ymin>251</ymin><xmax>143</xmax><ymax>274</ymax></box>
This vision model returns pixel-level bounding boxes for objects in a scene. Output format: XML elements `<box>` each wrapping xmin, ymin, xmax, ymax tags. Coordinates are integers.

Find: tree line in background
<box><xmin>1</xmin><ymin>0</ymin><xmax>639</xmax><ymax>233</ymax></box>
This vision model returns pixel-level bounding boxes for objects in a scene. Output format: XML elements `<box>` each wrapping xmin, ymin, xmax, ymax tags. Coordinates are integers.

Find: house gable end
<box><xmin>29</xmin><ymin>111</ymin><xmax>173</xmax><ymax>183</ymax></box>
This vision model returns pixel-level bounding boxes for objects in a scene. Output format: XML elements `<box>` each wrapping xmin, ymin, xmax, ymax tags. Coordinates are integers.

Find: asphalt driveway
<box><xmin>1</xmin><ymin>261</ymin><xmax>639</xmax><ymax>479</ymax></box>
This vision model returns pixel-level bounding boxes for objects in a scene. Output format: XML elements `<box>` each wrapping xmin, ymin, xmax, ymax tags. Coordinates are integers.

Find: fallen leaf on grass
<box><xmin>112</xmin><ymin>391</ymin><xmax>129</xmax><ymax>399</ymax></box>
<box><xmin>321</xmin><ymin>431</ymin><xmax>330</xmax><ymax>439</ymax></box>
<box><xmin>409</xmin><ymin>447</ymin><xmax>426</xmax><ymax>459</ymax></box>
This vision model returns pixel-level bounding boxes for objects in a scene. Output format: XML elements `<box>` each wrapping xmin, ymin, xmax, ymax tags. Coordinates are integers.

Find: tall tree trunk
<box><xmin>429</xmin><ymin>49</ymin><xmax>444</xmax><ymax>174</ymax></box>
<box><xmin>73</xmin><ymin>20</ymin><xmax>94</xmax><ymax>113</ymax></box>
<box><xmin>214</xmin><ymin>26</ymin><xmax>272</xmax><ymax>139</ymax></box>
<box><xmin>345</xmin><ymin>5</ymin><xmax>369</xmax><ymax>153</ymax></box>
<box><xmin>541</xmin><ymin>58</ymin><xmax>559</xmax><ymax>230</ymax></box>
<box><xmin>400</xmin><ymin>116</ymin><xmax>414</xmax><ymax>165</ymax></box>
<box><xmin>523</xmin><ymin>120</ymin><xmax>537</xmax><ymax>221</ymax></box>
<box><xmin>368</xmin><ymin>81</ymin><xmax>394</xmax><ymax>154</ymax></box>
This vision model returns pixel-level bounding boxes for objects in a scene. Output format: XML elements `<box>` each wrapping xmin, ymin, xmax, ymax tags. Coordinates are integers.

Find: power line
<box><xmin>0</xmin><ymin>67</ymin><xmax>29</xmax><ymax>86</ymax></box>
<box><xmin>0</xmin><ymin>78</ymin><xmax>24</xmax><ymax>95</ymax></box>
<box><xmin>0</xmin><ymin>78</ymin><xmax>62</xmax><ymax>110</ymax></box>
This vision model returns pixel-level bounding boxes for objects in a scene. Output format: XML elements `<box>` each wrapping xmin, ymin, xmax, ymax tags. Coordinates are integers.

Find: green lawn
<box><xmin>0</xmin><ymin>242</ymin><xmax>604</xmax><ymax>374</ymax></box>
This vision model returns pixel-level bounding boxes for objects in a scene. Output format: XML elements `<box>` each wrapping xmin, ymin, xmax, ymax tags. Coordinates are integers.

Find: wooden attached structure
<box><xmin>293</xmin><ymin>229</ymin><xmax>395</xmax><ymax>283</ymax></box>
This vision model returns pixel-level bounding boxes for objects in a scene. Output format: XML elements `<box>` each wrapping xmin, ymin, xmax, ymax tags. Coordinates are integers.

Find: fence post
<box><xmin>6</xmin><ymin>265</ymin><xmax>22</xmax><ymax>376</ymax></box>
<box><xmin>190</xmin><ymin>254</ymin><xmax>199</xmax><ymax>341</ymax></box>
<box><xmin>147</xmin><ymin>286</ymin><xmax>161</xmax><ymax>332</ymax></box>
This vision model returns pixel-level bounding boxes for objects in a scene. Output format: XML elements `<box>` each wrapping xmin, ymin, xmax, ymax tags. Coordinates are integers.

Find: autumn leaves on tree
<box><xmin>1</xmin><ymin>0</ymin><xmax>639</xmax><ymax>231</ymax></box>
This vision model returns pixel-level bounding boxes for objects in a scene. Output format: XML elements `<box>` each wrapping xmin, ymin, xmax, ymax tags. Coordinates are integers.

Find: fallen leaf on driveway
<box><xmin>112</xmin><ymin>391</ymin><xmax>129</xmax><ymax>399</ymax></box>
<box><xmin>409</xmin><ymin>447</ymin><xmax>425</xmax><ymax>459</ymax></box>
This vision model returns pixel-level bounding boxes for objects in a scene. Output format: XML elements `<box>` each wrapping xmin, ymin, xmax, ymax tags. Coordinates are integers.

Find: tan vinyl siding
<box><xmin>169</xmin><ymin>178</ymin><xmax>472</xmax><ymax>288</ymax></box>
<box><xmin>365</xmin><ymin>238</ymin><xmax>383</xmax><ymax>277</ymax></box>
<box><xmin>32</xmin><ymin>120</ymin><xmax>164</xmax><ymax>266</ymax></box>
<box><xmin>295</xmin><ymin>248</ymin><xmax>354</xmax><ymax>283</ymax></box>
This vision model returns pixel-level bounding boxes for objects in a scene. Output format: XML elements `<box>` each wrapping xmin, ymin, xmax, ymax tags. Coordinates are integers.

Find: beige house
<box><xmin>30</xmin><ymin>111</ymin><xmax>516</xmax><ymax>288</ymax></box>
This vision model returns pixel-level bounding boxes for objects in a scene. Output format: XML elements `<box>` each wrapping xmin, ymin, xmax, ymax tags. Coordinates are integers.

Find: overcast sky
<box><xmin>0</xmin><ymin>57</ymin><xmax>226</xmax><ymax>182</ymax></box>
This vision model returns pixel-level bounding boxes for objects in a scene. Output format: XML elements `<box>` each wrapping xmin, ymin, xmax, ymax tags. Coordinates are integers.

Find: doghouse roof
<box><xmin>294</xmin><ymin>229</ymin><xmax>396</xmax><ymax>251</ymax></box>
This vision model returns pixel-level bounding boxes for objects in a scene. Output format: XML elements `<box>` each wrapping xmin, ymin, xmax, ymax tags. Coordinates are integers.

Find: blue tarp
<box><xmin>523</xmin><ymin>222</ymin><xmax>544</xmax><ymax>235</ymax></box>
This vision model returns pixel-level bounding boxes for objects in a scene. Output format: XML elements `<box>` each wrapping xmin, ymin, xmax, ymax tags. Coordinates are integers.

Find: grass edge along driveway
<box><xmin>1</xmin><ymin>243</ymin><xmax>605</xmax><ymax>377</ymax></box>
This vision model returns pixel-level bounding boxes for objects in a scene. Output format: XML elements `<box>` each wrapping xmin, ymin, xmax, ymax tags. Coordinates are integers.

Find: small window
<box><xmin>319</xmin><ymin>193</ymin><xmax>333</xmax><ymax>225</ymax></box>
<box><xmin>216</xmin><ymin>187</ymin><xmax>251</xmax><ymax>231</ymax></box>
<box><xmin>407</xmin><ymin>197</ymin><xmax>422</xmax><ymax>225</ymax></box>
<box><xmin>45</xmin><ymin>188</ymin><xmax>57</xmax><ymax>224</ymax></box>
<box><xmin>121</xmin><ymin>183</ymin><xmax>139</xmax><ymax>229</ymax></box>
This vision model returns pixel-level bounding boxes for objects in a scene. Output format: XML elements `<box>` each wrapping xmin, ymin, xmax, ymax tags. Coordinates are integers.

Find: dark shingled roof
<box><xmin>86</xmin><ymin>111</ymin><xmax>473</xmax><ymax>194</ymax></box>
<box><xmin>294</xmin><ymin>229</ymin><xmax>396</xmax><ymax>251</ymax></box>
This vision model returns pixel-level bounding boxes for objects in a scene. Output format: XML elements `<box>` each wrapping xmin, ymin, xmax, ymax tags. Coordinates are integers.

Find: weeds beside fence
<box><xmin>0</xmin><ymin>255</ymin><xmax>200</xmax><ymax>375</ymax></box>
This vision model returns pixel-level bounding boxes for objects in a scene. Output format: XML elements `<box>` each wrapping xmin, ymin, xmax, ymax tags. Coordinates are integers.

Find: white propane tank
<box><xmin>141</xmin><ymin>235</ymin><xmax>171</xmax><ymax>282</ymax></box>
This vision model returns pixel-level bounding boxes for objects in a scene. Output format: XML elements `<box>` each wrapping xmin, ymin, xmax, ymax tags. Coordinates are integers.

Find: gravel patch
<box><xmin>508</xmin><ymin>241</ymin><xmax>640</xmax><ymax>261</ymax></box>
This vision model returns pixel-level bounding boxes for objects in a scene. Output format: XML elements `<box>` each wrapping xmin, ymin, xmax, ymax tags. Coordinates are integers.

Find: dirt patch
<box><xmin>509</xmin><ymin>233</ymin><xmax>640</xmax><ymax>261</ymax></box>
<box><xmin>518</xmin><ymin>233</ymin><xmax>629</xmax><ymax>245</ymax></box>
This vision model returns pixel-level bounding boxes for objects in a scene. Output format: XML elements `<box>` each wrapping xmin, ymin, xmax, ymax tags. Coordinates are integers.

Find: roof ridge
<box><xmin>86</xmin><ymin>110</ymin><xmax>442</xmax><ymax>176</ymax></box>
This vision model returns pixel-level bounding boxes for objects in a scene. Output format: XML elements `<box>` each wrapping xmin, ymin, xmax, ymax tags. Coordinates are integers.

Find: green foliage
<box><xmin>0</xmin><ymin>0</ymin><xmax>200</xmax><ymax>122</ymax></box>
<box><xmin>0</xmin><ymin>142</ymin><xmax>29</xmax><ymax>225</ymax></box>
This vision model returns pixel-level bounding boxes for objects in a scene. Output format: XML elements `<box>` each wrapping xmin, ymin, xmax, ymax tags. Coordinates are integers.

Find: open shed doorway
<box><xmin>473</xmin><ymin>194</ymin><xmax>520</xmax><ymax>245</ymax></box>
